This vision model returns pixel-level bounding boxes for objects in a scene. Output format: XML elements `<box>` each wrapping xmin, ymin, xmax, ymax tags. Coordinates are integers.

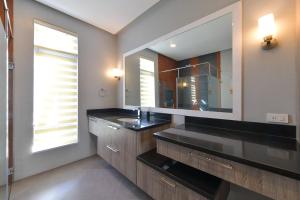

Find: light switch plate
<box><xmin>266</xmin><ymin>113</ymin><xmax>289</xmax><ymax>124</ymax></box>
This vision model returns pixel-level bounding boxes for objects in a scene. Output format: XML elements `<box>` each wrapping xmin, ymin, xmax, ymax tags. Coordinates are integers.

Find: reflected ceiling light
<box><xmin>258</xmin><ymin>13</ymin><xmax>277</xmax><ymax>50</ymax></box>
<box><xmin>170</xmin><ymin>42</ymin><xmax>176</xmax><ymax>48</ymax></box>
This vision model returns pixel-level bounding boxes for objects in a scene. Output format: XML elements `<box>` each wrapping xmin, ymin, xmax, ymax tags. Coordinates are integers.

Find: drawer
<box><xmin>137</xmin><ymin>161</ymin><xmax>209</xmax><ymax>200</ymax></box>
<box><xmin>88</xmin><ymin>117</ymin><xmax>98</xmax><ymax>136</ymax></box>
<box><xmin>180</xmin><ymin>147</ymin><xmax>235</xmax><ymax>181</ymax></box>
<box><xmin>157</xmin><ymin>140</ymin><xmax>300</xmax><ymax>200</ymax></box>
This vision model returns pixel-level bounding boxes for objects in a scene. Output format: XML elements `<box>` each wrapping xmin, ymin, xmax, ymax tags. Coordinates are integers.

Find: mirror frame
<box><xmin>122</xmin><ymin>1</ymin><xmax>242</xmax><ymax>121</ymax></box>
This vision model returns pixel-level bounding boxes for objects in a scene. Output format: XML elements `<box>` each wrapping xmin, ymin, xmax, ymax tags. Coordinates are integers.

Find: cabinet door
<box><xmin>97</xmin><ymin>120</ymin><xmax>112</xmax><ymax>163</ymax></box>
<box><xmin>119</xmin><ymin>128</ymin><xmax>137</xmax><ymax>183</ymax></box>
<box><xmin>137</xmin><ymin>161</ymin><xmax>155</xmax><ymax>197</ymax></box>
<box><xmin>109</xmin><ymin>124</ymin><xmax>122</xmax><ymax>172</ymax></box>
<box><xmin>111</xmin><ymin>127</ymin><xmax>137</xmax><ymax>184</ymax></box>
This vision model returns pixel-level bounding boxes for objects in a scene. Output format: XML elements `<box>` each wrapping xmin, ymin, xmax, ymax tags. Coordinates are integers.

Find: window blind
<box><xmin>139</xmin><ymin>58</ymin><xmax>155</xmax><ymax>107</ymax></box>
<box><xmin>33</xmin><ymin>21</ymin><xmax>78</xmax><ymax>152</ymax></box>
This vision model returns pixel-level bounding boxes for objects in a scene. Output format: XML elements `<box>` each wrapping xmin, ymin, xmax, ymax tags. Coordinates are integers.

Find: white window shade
<box><xmin>140</xmin><ymin>58</ymin><xmax>155</xmax><ymax>107</ymax></box>
<box><xmin>33</xmin><ymin>21</ymin><xmax>78</xmax><ymax>152</ymax></box>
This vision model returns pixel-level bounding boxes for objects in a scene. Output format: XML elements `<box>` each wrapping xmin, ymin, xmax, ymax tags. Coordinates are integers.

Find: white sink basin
<box><xmin>118</xmin><ymin>118</ymin><xmax>139</xmax><ymax>123</ymax></box>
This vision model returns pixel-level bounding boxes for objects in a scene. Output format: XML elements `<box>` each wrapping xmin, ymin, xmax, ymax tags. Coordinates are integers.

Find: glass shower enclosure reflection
<box><xmin>159</xmin><ymin>62</ymin><xmax>222</xmax><ymax>111</ymax></box>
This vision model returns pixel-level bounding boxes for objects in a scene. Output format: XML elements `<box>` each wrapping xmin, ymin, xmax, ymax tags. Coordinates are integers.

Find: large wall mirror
<box><xmin>123</xmin><ymin>2</ymin><xmax>242</xmax><ymax>120</ymax></box>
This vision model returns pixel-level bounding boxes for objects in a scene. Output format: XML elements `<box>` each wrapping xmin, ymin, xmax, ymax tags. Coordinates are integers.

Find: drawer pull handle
<box><xmin>107</xmin><ymin>125</ymin><xmax>119</xmax><ymax>130</ymax></box>
<box><xmin>190</xmin><ymin>152</ymin><xmax>233</xmax><ymax>170</ymax></box>
<box><xmin>160</xmin><ymin>177</ymin><xmax>176</xmax><ymax>188</ymax></box>
<box><xmin>106</xmin><ymin>145</ymin><xmax>120</xmax><ymax>153</ymax></box>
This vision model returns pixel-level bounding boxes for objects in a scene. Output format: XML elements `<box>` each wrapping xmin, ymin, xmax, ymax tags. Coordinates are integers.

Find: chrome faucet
<box><xmin>136</xmin><ymin>107</ymin><xmax>141</xmax><ymax>119</ymax></box>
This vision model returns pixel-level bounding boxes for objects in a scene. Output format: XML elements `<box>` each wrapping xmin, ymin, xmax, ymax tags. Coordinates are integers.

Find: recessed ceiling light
<box><xmin>170</xmin><ymin>43</ymin><xmax>176</xmax><ymax>48</ymax></box>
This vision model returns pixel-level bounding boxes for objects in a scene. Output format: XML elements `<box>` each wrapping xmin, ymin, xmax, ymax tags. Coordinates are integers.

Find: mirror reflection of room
<box><xmin>157</xmin><ymin>49</ymin><xmax>232</xmax><ymax>112</ymax></box>
<box><xmin>125</xmin><ymin>13</ymin><xmax>233</xmax><ymax>113</ymax></box>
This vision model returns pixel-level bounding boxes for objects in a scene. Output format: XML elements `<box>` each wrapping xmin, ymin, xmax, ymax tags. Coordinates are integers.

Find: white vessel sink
<box><xmin>118</xmin><ymin>118</ymin><xmax>139</xmax><ymax>123</ymax></box>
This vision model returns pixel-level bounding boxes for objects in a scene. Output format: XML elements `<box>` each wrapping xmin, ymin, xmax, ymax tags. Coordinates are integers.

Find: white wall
<box><xmin>14</xmin><ymin>0</ymin><xmax>118</xmax><ymax>181</ymax></box>
<box><xmin>117</xmin><ymin>0</ymin><xmax>298</xmax><ymax>131</ymax></box>
<box><xmin>242</xmin><ymin>0</ymin><xmax>297</xmax><ymax>125</ymax></box>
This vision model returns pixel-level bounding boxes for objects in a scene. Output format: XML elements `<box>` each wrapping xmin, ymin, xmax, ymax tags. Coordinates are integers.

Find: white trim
<box><xmin>34</xmin><ymin>19</ymin><xmax>78</xmax><ymax>37</ymax></box>
<box><xmin>122</xmin><ymin>1</ymin><xmax>242</xmax><ymax>121</ymax></box>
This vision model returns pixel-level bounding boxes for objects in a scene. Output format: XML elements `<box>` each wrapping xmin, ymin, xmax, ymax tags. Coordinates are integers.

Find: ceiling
<box><xmin>149</xmin><ymin>13</ymin><xmax>232</xmax><ymax>61</ymax></box>
<box><xmin>35</xmin><ymin>0</ymin><xmax>160</xmax><ymax>34</ymax></box>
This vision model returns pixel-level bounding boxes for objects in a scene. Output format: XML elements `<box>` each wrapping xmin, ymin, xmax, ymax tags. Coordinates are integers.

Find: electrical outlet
<box><xmin>266</xmin><ymin>113</ymin><xmax>289</xmax><ymax>124</ymax></box>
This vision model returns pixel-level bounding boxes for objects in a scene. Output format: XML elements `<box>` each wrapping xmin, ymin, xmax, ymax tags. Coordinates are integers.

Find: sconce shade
<box><xmin>258</xmin><ymin>13</ymin><xmax>276</xmax><ymax>38</ymax></box>
<box><xmin>258</xmin><ymin>13</ymin><xmax>277</xmax><ymax>50</ymax></box>
<box><xmin>112</xmin><ymin>68</ymin><xmax>122</xmax><ymax>80</ymax></box>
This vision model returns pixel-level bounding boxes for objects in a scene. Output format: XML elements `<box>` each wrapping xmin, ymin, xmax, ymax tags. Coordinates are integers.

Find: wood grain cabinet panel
<box><xmin>137</xmin><ymin>161</ymin><xmax>208</xmax><ymax>200</ymax></box>
<box><xmin>95</xmin><ymin>118</ymin><xmax>170</xmax><ymax>185</ymax></box>
<box><xmin>137</xmin><ymin>124</ymin><xmax>171</xmax><ymax>155</ymax></box>
<box><xmin>110</xmin><ymin>125</ymin><xmax>122</xmax><ymax>172</ymax></box>
<box><xmin>118</xmin><ymin>127</ymin><xmax>137</xmax><ymax>183</ymax></box>
<box><xmin>97</xmin><ymin>119</ymin><xmax>112</xmax><ymax>164</ymax></box>
<box><xmin>157</xmin><ymin>140</ymin><xmax>300</xmax><ymax>200</ymax></box>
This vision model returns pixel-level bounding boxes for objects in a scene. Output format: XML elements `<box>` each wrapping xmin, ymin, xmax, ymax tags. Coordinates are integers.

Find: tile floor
<box><xmin>10</xmin><ymin>156</ymin><xmax>270</xmax><ymax>200</ymax></box>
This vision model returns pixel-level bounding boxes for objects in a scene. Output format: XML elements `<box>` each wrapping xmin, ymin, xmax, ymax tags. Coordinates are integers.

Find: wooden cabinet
<box><xmin>137</xmin><ymin>161</ymin><xmax>220</xmax><ymax>200</ymax></box>
<box><xmin>97</xmin><ymin>119</ymin><xmax>112</xmax><ymax>164</ymax></box>
<box><xmin>92</xmin><ymin>117</ymin><xmax>170</xmax><ymax>184</ymax></box>
<box><xmin>110</xmin><ymin>126</ymin><xmax>137</xmax><ymax>182</ymax></box>
<box><xmin>96</xmin><ymin>119</ymin><xmax>137</xmax><ymax>182</ymax></box>
<box><xmin>157</xmin><ymin>140</ymin><xmax>300</xmax><ymax>200</ymax></box>
<box><xmin>119</xmin><ymin>128</ymin><xmax>137</xmax><ymax>182</ymax></box>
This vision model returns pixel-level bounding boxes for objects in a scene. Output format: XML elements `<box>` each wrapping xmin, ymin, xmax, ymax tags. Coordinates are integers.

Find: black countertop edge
<box><xmin>137</xmin><ymin>150</ymin><xmax>224</xmax><ymax>199</ymax></box>
<box><xmin>124</xmin><ymin>120</ymin><xmax>171</xmax><ymax>131</ymax></box>
<box><xmin>87</xmin><ymin>108</ymin><xmax>137</xmax><ymax>116</ymax></box>
<box><xmin>86</xmin><ymin>108</ymin><xmax>172</xmax><ymax>131</ymax></box>
<box><xmin>185</xmin><ymin>116</ymin><xmax>296</xmax><ymax>140</ymax></box>
<box><xmin>182</xmin><ymin>124</ymin><xmax>297</xmax><ymax>150</ymax></box>
<box><xmin>87</xmin><ymin>108</ymin><xmax>172</xmax><ymax>121</ymax></box>
<box><xmin>154</xmin><ymin>133</ymin><xmax>300</xmax><ymax>180</ymax></box>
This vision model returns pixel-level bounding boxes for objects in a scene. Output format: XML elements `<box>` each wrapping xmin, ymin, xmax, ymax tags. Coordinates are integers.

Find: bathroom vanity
<box><xmin>87</xmin><ymin>108</ymin><xmax>171</xmax><ymax>184</ymax></box>
<box><xmin>87</xmin><ymin>109</ymin><xmax>231</xmax><ymax>200</ymax></box>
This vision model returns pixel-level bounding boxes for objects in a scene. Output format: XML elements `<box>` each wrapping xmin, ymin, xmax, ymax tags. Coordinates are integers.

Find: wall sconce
<box><xmin>111</xmin><ymin>68</ymin><xmax>122</xmax><ymax>80</ymax></box>
<box><xmin>258</xmin><ymin>13</ymin><xmax>277</xmax><ymax>50</ymax></box>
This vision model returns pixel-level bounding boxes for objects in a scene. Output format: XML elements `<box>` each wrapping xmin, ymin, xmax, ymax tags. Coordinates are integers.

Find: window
<box><xmin>139</xmin><ymin>58</ymin><xmax>155</xmax><ymax>107</ymax></box>
<box><xmin>33</xmin><ymin>20</ymin><xmax>78</xmax><ymax>152</ymax></box>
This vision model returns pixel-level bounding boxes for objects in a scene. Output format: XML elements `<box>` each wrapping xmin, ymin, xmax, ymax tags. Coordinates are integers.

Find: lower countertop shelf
<box><xmin>137</xmin><ymin>149</ymin><xmax>229</xmax><ymax>200</ymax></box>
<box><xmin>153</xmin><ymin>126</ymin><xmax>300</xmax><ymax>181</ymax></box>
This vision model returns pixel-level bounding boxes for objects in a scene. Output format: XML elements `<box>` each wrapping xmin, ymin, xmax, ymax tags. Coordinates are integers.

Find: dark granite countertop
<box><xmin>154</xmin><ymin>124</ymin><xmax>300</xmax><ymax>180</ymax></box>
<box><xmin>137</xmin><ymin>149</ymin><xmax>226</xmax><ymax>199</ymax></box>
<box><xmin>87</xmin><ymin>108</ymin><xmax>171</xmax><ymax>131</ymax></box>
